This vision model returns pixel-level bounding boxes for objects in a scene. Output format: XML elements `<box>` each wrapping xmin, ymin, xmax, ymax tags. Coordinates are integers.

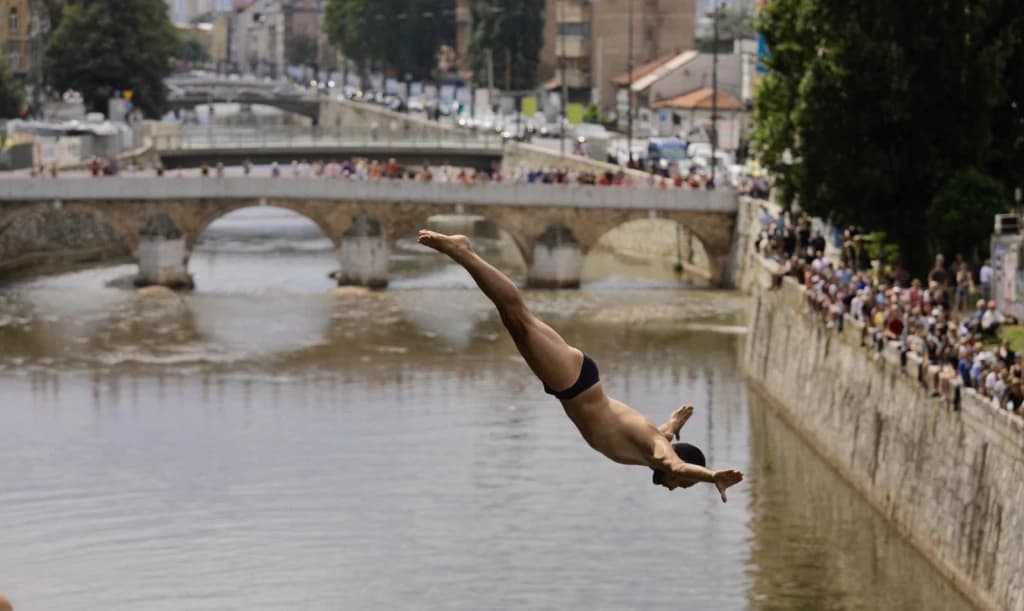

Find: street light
<box><xmin>559</xmin><ymin>0</ymin><xmax>567</xmax><ymax>156</ymax></box>
<box><xmin>627</xmin><ymin>0</ymin><xmax>634</xmax><ymax>165</ymax></box>
<box><xmin>710</xmin><ymin>2</ymin><xmax>724</xmax><ymax>187</ymax></box>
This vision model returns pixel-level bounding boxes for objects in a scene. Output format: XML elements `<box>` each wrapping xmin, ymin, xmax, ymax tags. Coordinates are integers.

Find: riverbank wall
<box><xmin>739</xmin><ymin>200</ymin><xmax>1024</xmax><ymax>611</ymax></box>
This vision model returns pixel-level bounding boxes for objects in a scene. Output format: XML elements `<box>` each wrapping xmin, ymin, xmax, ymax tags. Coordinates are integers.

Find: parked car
<box><xmin>647</xmin><ymin>137</ymin><xmax>688</xmax><ymax>175</ymax></box>
<box><xmin>571</xmin><ymin>122</ymin><xmax>612</xmax><ymax>143</ymax></box>
<box><xmin>613</xmin><ymin>144</ymin><xmax>648</xmax><ymax>167</ymax></box>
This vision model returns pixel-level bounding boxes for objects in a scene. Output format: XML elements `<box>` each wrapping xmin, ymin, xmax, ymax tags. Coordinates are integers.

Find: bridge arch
<box><xmin>583</xmin><ymin>217</ymin><xmax>714</xmax><ymax>284</ymax></box>
<box><xmin>188</xmin><ymin>201</ymin><xmax>343</xmax><ymax>249</ymax></box>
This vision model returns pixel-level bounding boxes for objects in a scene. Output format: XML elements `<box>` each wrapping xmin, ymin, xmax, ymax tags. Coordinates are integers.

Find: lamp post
<box><xmin>627</xmin><ymin>0</ymin><xmax>634</xmax><ymax>165</ymax></box>
<box><xmin>710</xmin><ymin>2</ymin><xmax>722</xmax><ymax>187</ymax></box>
<box><xmin>559</xmin><ymin>0</ymin><xmax>567</xmax><ymax>156</ymax></box>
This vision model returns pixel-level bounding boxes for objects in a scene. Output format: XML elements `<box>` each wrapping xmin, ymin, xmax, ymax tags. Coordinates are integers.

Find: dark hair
<box><xmin>652</xmin><ymin>442</ymin><xmax>706</xmax><ymax>485</ymax></box>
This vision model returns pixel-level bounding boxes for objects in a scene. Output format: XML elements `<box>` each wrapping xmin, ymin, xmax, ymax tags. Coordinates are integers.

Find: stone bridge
<box><xmin>0</xmin><ymin>178</ymin><xmax>739</xmax><ymax>288</ymax></box>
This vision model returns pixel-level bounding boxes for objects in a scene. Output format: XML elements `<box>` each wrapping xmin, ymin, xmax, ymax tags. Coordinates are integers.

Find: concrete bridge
<box><xmin>159</xmin><ymin>128</ymin><xmax>505</xmax><ymax>171</ymax></box>
<box><xmin>0</xmin><ymin>178</ymin><xmax>739</xmax><ymax>288</ymax></box>
<box><xmin>167</xmin><ymin>93</ymin><xmax>321</xmax><ymax>121</ymax></box>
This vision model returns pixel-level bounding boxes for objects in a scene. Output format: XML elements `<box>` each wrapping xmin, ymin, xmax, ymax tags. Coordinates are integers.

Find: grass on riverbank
<box><xmin>999</xmin><ymin>325</ymin><xmax>1024</xmax><ymax>352</ymax></box>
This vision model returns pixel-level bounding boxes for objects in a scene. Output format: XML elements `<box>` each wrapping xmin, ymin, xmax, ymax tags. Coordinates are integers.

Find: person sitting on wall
<box><xmin>981</xmin><ymin>301</ymin><xmax>1004</xmax><ymax>337</ymax></box>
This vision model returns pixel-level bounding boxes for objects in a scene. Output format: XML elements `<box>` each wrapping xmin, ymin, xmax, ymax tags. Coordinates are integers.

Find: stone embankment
<box><xmin>739</xmin><ymin>199</ymin><xmax>1023</xmax><ymax>611</ymax></box>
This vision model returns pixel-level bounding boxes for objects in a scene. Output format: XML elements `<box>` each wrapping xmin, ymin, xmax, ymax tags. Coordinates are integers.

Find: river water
<box><xmin>0</xmin><ymin>209</ymin><xmax>974</xmax><ymax>610</ymax></box>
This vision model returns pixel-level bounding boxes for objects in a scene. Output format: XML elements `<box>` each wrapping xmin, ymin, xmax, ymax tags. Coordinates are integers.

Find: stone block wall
<box><xmin>318</xmin><ymin>99</ymin><xmax>452</xmax><ymax>139</ymax></box>
<box><xmin>744</xmin><ymin>256</ymin><xmax>1024</xmax><ymax>611</ymax></box>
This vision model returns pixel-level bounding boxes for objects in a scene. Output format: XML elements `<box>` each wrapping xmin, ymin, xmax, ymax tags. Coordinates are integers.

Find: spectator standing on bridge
<box><xmin>200</xmin><ymin>163</ymin><xmax>210</xmax><ymax>177</ymax></box>
<box><xmin>215</xmin><ymin>162</ymin><xmax>225</xmax><ymax>178</ymax></box>
<box><xmin>271</xmin><ymin>162</ymin><xmax>281</xmax><ymax>178</ymax></box>
<box><xmin>243</xmin><ymin>158</ymin><xmax>252</xmax><ymax>176</ymax></box>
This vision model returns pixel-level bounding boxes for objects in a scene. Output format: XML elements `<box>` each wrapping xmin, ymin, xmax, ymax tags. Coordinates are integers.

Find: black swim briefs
<box><xmin>544</xmin><ymin>353</ymin><xmax>600</xmax><ymax>401</ymax></box>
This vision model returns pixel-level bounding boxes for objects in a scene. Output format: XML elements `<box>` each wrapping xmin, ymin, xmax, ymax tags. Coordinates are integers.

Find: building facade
<box><xmin>230</xmin><ymin>0</ymin><xmax>331</xmax><ymax>77</ymax></box>
<box><xmin>540</xmin><ymin>0</ymin><xmax>695</xmax><ymax>110</ymax></box>
<box><xmin>1</xmin><ymin>0</ymin><xmax>34</xmax><ymax>78</ymax></box>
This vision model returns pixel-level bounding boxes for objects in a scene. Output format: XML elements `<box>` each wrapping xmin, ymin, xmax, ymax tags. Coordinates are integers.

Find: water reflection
<box><xmin>745</xmin><ymin>391</ymin><xmax>974</xmax><ymax>610</ymax></box>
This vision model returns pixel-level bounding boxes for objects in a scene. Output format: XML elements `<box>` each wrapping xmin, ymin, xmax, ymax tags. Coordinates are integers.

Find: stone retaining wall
<box><xmin>743</xmin><ymin>237</ymin><xmax>1024</xmax><ymax>611</ymax></box>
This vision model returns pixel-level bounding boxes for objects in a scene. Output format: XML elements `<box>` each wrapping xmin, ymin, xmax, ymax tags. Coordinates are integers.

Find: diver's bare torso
<box><xmin>560</xmin><ymin>384</ymin><xmax>665</xmax><ymax>467</ymax></box>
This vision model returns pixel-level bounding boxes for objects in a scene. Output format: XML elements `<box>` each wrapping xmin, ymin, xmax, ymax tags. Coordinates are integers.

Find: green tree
<box><xmin>44</xmin><ymin>0</ymin><xmax>179</xmax><ymax>117</ymax></box>
<box><xmin>928</xmin><ymin>169</ymin><xmax>1010</xmax><ymax>260</ymax></box>
<box><xmin>286</xmin><ymin>33</ymin><xmax>319</xmax><ymax>68</ymax></box>
<box><xmin>323</xmin><ymin>0</ymin><xmax>455</xmax><ymax>81</ymax></box>
<box><xmin>467</xmin><ymin>0</ymin><xmax>544</xmax><ymax>92</ymax></box>
<box><xmin>754</xmin><ymin>0</ymin><xmax>1024</xmax><ymax>272</ymax></box>
<box><xmin>176</xmin><ymin>36</ymin><xmax>210</xmax><ymax>65</ymax></box>
<box><xmin>0</xmin><ymin>61</ymin><xmax>25</xmax><ymax>118</ymax></box>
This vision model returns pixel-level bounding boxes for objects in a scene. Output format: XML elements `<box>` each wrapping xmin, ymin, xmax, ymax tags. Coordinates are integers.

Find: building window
<box><xmin>8</xmin><ymin>49</ymin><xmax>19</xmax><ymax>71</ymax></box>
<box><xmin>9</xmin><ymin>7</ymin><xmax>17</xmax><ymax>33</ymax></box>
<box><xmin>557</xmin><ymin>22</ymin><xmax>589</xmax><ymax>36</ymax></box>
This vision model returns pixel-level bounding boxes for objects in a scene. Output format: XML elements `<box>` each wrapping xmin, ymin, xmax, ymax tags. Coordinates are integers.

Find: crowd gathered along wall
<box><xmin>738</xmin><ymin>199</ymin><xmax>1023</xmax><ymax>611</ymax></box>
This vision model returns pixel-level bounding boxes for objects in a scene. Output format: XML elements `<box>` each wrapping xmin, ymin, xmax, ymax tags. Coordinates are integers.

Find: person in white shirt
<box><xmin>851</xmin><ymin>291</ymin><xmax>865</xmax><ymax>323</ymax></box>
<box><xmin>981</xmin><ymin>300</ymin><xmax>1004</xmax><ymax>336</ymax></box>
<box><xmin>979</xmin><ymin>259</ymin><xmax>993</xmax><ymax>301</ymax></box>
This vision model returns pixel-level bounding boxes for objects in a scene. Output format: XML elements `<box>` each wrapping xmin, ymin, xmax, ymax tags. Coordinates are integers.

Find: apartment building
<box><xmin>0</xmin><ymin>0</ymin><xmax>34</xmax><ymax>77</ymax></box>
<box><xmin>541</xmin><ymin>0</ymin><xmax>695</xmax><ymax>110</ymax></box>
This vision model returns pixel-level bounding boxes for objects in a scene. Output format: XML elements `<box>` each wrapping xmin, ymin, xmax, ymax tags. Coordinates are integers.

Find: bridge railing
<box><xmin>176</xmin><ymin>126</ymin><xmax>506</xmax><ymax>152</ymax></box>
<box><xmin>0</xmin><ymin>177</ymin><xmax>739</xmax><ymax>213</ymax></box>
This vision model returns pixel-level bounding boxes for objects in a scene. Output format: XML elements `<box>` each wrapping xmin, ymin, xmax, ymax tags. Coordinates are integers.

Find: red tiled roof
<box><xmin>611</xmin><ymin>53</ymin><xmax>678</xmax><ymax>86</ymax></box>
<box><xmin>651</xmin><ymin>88</ymin><xmax>745</xmax><ymax>111</ymax></box>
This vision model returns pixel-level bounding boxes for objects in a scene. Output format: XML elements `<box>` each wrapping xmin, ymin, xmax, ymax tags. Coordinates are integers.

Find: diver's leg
<box><xmin>418</xmin><ymin>230</ymin><xmax>582</xmax><ymax>391</ymax></box>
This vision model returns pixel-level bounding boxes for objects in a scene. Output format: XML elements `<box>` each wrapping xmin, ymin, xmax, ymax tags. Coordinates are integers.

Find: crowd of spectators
<box><xmin>756</xmin><ymin>206</ymin><xmax>1022</xmax><ymax>414</ymax></box>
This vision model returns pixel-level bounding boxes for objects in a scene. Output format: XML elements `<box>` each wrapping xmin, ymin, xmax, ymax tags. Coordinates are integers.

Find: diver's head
<box><xmin>652</xmin><ymin>442</ymin><xmax>706</xmax><ymax>490</ymax></box>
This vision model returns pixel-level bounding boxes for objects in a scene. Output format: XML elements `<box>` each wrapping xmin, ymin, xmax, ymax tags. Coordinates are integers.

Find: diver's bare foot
<box><xmin>713</xmin><ymin>469</ymin><xmax>744</xmax><ymax>503</ymax></box>
<box><xmin>418</xmin><ymin>230</ymin><xmax>472</xmax><ymax>257</ymax></box>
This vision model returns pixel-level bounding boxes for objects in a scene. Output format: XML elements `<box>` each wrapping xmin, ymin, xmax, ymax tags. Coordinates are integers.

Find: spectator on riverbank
<box><xmin>979</xmin><ymin>258</ymin><xmax>994</xmax><ymax>301</ymax></box>
<box><xmin>759</xmin><ymin>207</ymin><xmax>1020</xmax><ymax>415</ymax></box>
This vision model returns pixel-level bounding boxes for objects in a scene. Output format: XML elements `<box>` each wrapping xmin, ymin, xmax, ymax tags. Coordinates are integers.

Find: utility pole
<box><xmin>627</xmin><ymin>0</ymin><xmax>634</xmax><ymax>165</ymax></box>
<box><xmin>710</xmin><ymin>2</ymin><xmax>721</xmax><ymax>188</ymax></box>
<box><xmin>559</xmin><ymin>0</ymin><xmax>567</xmax><ymax>156</ymax></box>
<box><xmin>486</xmin><ymin>48</ymin><xmax>494</xmax><ymax>115</ymax></box>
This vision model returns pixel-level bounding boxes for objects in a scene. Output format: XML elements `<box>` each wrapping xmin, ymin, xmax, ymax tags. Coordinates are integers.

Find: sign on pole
<box><xmin>520</xmin><ymin>96</ymin><xmax>537</xmax><ymax>117</ymax></box>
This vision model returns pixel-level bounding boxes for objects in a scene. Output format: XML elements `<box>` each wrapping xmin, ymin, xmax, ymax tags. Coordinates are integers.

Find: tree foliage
<box><xmin>44</xmin><ymin>0</ymin><xmax>179</xmax><ymax>117</ymax></box>
<box><xmin>0</xmin><ymin>61</ymin><xmax>25</xmax><ymax>118</ymax></box>
<box><xmin>176</xmin><ymin>35</ymin><xmax>210</xmax><ymax>65</ymax></box>
<box><xmin>323</xmin><ymin>0</ymin><xmax>456</xmax><ymax>81</ymax></box>
<box><xmin>286</xmin><ymin>33</ymin><xmax>319</xmax><ymax>68</ymax></box>
<box><xmin>467</xmin><ymin>0</ymin><xmax>544</xmax><ymax>91</ymax></box>
<box><xmin>928</xmin><ymin>169</ymin><xmax>1009</xmax><ymax>260</ymax></box>
<box><xmin>754</xmin><ymin>0</ymin><xmax>1024</xmax><ymax>271</ymax></box>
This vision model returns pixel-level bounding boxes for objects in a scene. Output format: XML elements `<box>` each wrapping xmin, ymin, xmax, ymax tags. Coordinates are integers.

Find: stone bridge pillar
<box><xmin>527</xmin><ymin>223</ymin><xmax>583</xmax><ymax>289</ymax></box>
<box><xmin>337</xmin><ymin>214</ymin><xmax>389</xmax><ymax>288</ymax></box>
<box><xmin>135</xmin><ymin>214</ymin><xmax>193</xmax><ymax>289</ymax></box>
